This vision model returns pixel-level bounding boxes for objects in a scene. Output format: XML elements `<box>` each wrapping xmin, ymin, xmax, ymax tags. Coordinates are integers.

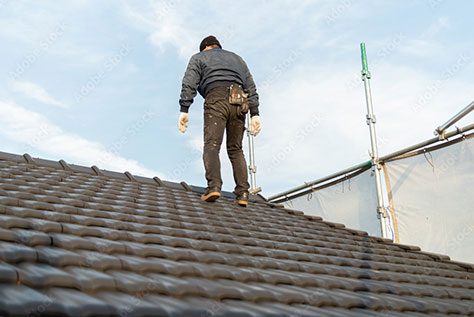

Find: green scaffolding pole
<box><xmin>360</xmin><ymin>43</ymin><xmax>388</xmax><ymax>239</ymax></box>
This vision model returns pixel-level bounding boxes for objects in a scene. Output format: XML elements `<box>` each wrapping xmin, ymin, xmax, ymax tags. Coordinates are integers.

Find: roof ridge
<box><xmin>0</xmin><ymin>150</ymin><xmax>267</xmax><ymax>203</ymax></box>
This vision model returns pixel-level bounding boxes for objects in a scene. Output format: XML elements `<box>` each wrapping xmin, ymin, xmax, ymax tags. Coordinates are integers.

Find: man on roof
<box><xmin>178</xmin><ymin>35</ymin><xmax>261</xmax><ymax>207</ymax></box>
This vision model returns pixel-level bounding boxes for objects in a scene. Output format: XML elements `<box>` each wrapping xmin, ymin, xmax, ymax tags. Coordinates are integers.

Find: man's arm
<box><xmin>242</xmin><ymin>60</ymin><xmax>259</xmax><ymax>117</ymax></box>
<box><xmin>179</xmin><ymin>54</ymin><xmax>201</xmax><ymax>113</ymax></box>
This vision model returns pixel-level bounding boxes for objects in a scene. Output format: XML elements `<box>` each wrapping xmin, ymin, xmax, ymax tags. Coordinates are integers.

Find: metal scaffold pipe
<box><xmin>381</xmin><ymin>122</ymin><xmax>474</xmax><ymax>162</ymax></box>
<box><xmin>247</xmin><ymin>113</ymin><xmax>261</xmax><ymax>195</ymax></box>
<box><xmin>268</xmin><ymin>121</ymin><xmax>474</xmax><ymax>202</ymax></box>
<box><xmin>360</xmin><ymin>43</ymin><xmax>388</xmax><ymax>239</ymax></box>
<box><xmin>434</xmin><ymin>100</ymin><xmax>474</xmax><ymax>138</ymax></box>
<box><xmin>266</xmin><ymin>160</ymin><xmax>371</xmax><ymax>202</ymax></box>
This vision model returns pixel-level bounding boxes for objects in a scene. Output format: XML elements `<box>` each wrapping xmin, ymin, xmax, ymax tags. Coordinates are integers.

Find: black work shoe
<box><xmin>201</xmin><ymin>187</ymin><xmax>221</xmax><ymax>202</ymax></box>
<box><xmin>234</xmin><ymin>192</ymin><xmax>249</xmax><ymax>207</ymax></box>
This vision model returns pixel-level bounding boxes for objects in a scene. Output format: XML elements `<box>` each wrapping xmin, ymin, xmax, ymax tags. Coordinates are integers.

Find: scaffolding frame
<box><xmin>268</xmin><ymin>121</ymin><xmax>474</xmax><ymax>201</ymax></box>
<box><xmin>267</xmin><ymin>44</ymin><xmax>474</xmax><ymax>239</ymax></box>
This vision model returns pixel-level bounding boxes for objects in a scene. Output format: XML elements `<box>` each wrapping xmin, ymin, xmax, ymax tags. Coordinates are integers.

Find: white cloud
<box><xmin>121</xmin><ymin>2</ymin><xmax>199</xmax><ymax>60</ymax></box>
<box><xmin>398</xmin><ymin>39</ymin><xmax>440</xmax><ymax>57</ymax></box>
<box><xmin>187</xmin><ymin>135</ymin><xmax>203</xmax><ymax>154</ymax></box>
<box><xmin>425</xmin><ymin>16</ymin><xmax>452</xmax><ymax>37</ymax></box>
<box><xmin>121</xmin><ymin>1</ymin><xmax>327</xmax><ymax>61</ymax></box>
<box><xmin>399</xmin><ymin>17</ymin><xmax>452</xmax><ymax>58</ymax></box>
<box><xmin>11</xmin><ymin>81</ymin><xmax>65</xmax><ymax>108</ymax></box>
<box><xmin>0</xmin><ymin>100</ymin><xmax>165</xmax><ymax>179</ymax></box>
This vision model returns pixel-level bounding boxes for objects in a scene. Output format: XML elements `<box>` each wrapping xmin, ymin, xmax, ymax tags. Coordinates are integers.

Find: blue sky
<box><xmin>0</xmin><ymin>0</ymin><xmax>473</xmax><ymax>196</ymax></box>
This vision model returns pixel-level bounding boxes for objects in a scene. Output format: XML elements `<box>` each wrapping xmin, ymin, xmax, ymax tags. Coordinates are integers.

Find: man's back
<box><xmin>179</xmin><ymin>47</ymin><xmax>259</xmax><ymax>117</ymax></box>
<box><xmin>194</xmin><ymin>48</ymin><xmax>248</xmax><ymax>93</ymax></box>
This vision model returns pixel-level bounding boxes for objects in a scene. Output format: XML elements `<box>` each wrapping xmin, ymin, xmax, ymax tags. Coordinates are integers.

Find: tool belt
<box><xmin>228</xmin><ymin>84</ymin><xmax>249</xmax><ymax>116</ymax></box>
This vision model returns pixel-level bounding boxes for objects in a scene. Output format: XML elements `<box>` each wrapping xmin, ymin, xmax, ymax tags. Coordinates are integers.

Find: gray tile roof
<box><xmin>0</xmin><ymin>151</ymin><xmax>473</xmax><ymax>316</ymax></box>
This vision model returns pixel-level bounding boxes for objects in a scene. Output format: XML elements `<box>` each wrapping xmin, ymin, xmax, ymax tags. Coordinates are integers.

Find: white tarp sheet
<box><xmin>386</xmin><ymin>136</ymin><xmax>474</xmax><ymax>264</ymax></box>
<box><xmin>283</xmin><ymin>169</ymin><xmax>381</xmax><ymax>237</ymax></box>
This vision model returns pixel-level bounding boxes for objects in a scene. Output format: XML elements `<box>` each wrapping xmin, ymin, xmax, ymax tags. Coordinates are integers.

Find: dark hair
<box><xmin>199</xmin><ymin>35</ymin><xmax>222</xmax><ymax>52</ymax></box>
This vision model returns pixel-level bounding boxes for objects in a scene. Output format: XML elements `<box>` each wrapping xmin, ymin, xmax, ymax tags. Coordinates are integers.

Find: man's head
<box><xmin>199</xmin><ymin>35</ymin><xmax>221</xmax><ymax>52</ymax></box>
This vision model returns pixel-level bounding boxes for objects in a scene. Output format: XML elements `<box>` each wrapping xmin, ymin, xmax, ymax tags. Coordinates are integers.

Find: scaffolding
<box><xmin>268</xmin><ymin>121</ymin><xmax>474</xmax><ymax>201</ymax></box>
<box><xmin>267</xmin><ymin>45</ymin><xmax>474</xmax><ymax>241</ymax></box>
<box><xmin>360</xmin><ymin>43</ymin><xmax>388</xmax><ymax>238</ymax></box>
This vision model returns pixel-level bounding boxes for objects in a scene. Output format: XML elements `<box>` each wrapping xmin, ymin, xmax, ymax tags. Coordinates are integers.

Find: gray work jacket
<box><xmin>179</xmin><ymin>48</ymin><xmax>259</xmax><ymax>116</ymax></box>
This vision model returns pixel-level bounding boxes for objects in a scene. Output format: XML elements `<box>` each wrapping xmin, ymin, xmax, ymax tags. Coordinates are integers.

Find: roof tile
<box><xmin>0</xmin><ymin>241</ymin><xmax>38</xmax><ymax>263</ymax></box>
<box><xmin>1</xmin><ymin>152</ymin><xmax>473</xmax><ymax>316</ymax></box>
<box><xmin>0</xmin><ymin>262</ymin><xmax>18</xmax><ymax>284</ymax></box>
<box><xmin>44</xmin><ymin>287</ymin><xmax>115</xmax><ymax>316</ymax></box>
<box><xmin>0</xmin><ymin>284</ymin><xmax>60</xmax><ymax>316</ymax></box>
<box><xmin>17</xmin><ymin>262</ymin><xmax>77</xmax><ymax>289</ymax></box>
<box><xmin>65</xmin><ymin>267</ymin><xmax>116</xmax><ymax>292</ymax></box>
<box><xmin>95</xmin><ymin>291</ymin><xmax>171</xmax><ymax>317</ymax></box>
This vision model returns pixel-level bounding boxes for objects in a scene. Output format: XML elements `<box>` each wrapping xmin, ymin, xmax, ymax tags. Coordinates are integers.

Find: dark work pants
<box><xmin>203</xmin><ymin>87</ymin><xmax>250</xmax><ymax>195</ymax></box>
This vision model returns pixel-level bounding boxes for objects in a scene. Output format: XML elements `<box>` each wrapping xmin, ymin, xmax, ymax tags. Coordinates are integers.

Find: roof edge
<box><xmin>0</xmin><ymin>150</ymin><xmax>267</xmax><ymax>203</ymax></box>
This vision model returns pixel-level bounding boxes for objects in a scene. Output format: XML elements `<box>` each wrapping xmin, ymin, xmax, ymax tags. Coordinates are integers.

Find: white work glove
<box><xmin>250</xmin><ymin>115</ymin><xmax>261</xmax><ymax>136</ymax></box>
<box><xmin>178</xmin><ymin>112</ymin><xmax>189</xmax><ymax>133</ymax></box>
